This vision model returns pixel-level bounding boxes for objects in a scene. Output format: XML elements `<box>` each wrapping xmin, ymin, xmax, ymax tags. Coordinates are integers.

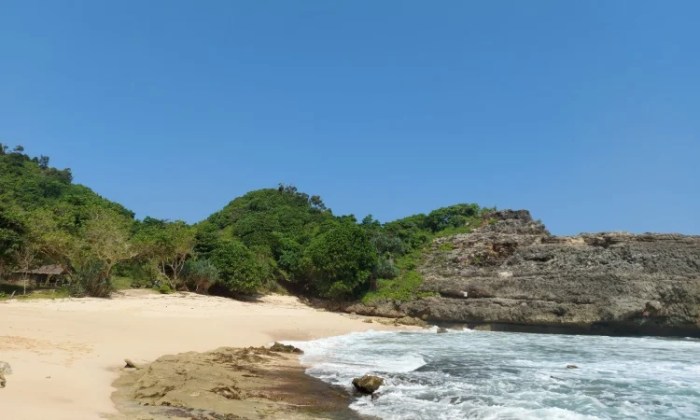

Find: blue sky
<box><xmin>1</xmin><ymin>1</ymin><xmax>698</xmax><ymax>234</ymax></box>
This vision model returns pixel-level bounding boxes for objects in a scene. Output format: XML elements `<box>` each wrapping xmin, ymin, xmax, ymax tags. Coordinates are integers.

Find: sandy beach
<box><xmin>0</xmin><ymin>290</ymin><xmax>400</xmax><ymax>419</ymax></box>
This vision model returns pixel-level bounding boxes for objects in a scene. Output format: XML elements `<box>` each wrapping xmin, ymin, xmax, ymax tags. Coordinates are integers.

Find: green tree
<box><xmin>69</xmin><ymin>210</ymin><xmax>136</xmax><ymax>296</ymax></box>
<box><xmin>424</xmin><ymin>203</ymin><xmax>480</xmax><ymax>232</ymax></box>
<box><xmin>195</xmin><ymin>186</ymin><xmax>335</xmax><ymax>285</ymax></box>
<box><xmin>182</xmin><ymin>259</ymin><xmax>220</xmax><ymax>293</ymax></box>
<box><xmin>301</xmin><ymin>222</ymin><xmax>378</xmax><ymax>299</ymax></box>
<box><xmin>25</xmin><ymin>207</ymin><xmax>75</xmax><ymax>268</ymax></box>
<box><xmin>211</xmin><ymin>239</ymin><xmax>267</xmax><ymax>295</ymax></box>
<box><xmin>0</xmin><ymin>205</ymin><xmax>26</xmax><ymax>272</ymax></box>
<box><xmin>133</xmin><ymin>218</ymin><xmax>196</xmax><ymax>289</ymax></box>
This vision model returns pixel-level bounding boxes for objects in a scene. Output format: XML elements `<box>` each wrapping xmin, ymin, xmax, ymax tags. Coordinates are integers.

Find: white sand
<box><xmin>0</xmin><ymin>290</ymin><xmax>399</xmax><ymax>419</ymax></box>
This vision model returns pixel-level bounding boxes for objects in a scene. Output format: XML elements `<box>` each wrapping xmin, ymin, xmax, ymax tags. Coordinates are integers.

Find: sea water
<box><xmin>288</xmin><ymin>329</ymin><xmax>700</xmax><ymax>419</ymax></box>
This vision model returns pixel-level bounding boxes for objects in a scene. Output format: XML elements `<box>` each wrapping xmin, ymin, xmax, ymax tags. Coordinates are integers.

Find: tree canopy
<box><xmin>1</xmin><ymin>146</ymin><xmax>490</xmax><ymax>301</ymax></box>
<box><xmin>301</xmin><ymin>221</ymin><xmax>378</xmax><ymax>299</ymax></box>
<box><xmin>0</xmin><ymin>147</ymin><xmax>136</xmax><ymax>295</ymax></box>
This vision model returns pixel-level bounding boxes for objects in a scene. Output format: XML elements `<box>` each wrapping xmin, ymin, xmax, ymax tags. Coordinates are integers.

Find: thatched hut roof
<box><xmin>14</xmin><ymin>264</ymin><xmax>67</xmax><ymax>276</ymax></box>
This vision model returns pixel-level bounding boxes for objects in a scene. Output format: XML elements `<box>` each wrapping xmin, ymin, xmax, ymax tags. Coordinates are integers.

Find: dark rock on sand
<box><xmin>123</xmin><ymin>359</ymin><xmax>139</xmax><ymax>369</ymax></box>
<box><xmin>0</xmin><ymin>361</ymin><xmax>11</xmax><ymax>388</ymax></box>
<box><xmin>269</xmin><ymin>342</ymin><xmax>303</xmax><ymax>354</ymax></box>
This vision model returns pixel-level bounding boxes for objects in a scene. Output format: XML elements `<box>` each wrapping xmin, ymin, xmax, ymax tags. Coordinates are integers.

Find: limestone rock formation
<box><xmin>356</xmin><ymin>210</ymin><xmax>700</xmax><ymax>336</ymax></box>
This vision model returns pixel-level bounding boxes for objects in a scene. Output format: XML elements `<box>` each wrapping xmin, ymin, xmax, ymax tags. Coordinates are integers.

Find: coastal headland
<box><xmin>337</xmin><ymin>210</ymin><xmax>700</xmax><ymax>337</ymax></box>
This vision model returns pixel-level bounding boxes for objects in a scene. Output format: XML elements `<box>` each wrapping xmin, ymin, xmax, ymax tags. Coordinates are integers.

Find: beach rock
<box><xmin>352</xmin><ymin>375</ymin><xmax>384</xmax><ymax>394</ymax></box>
<box><xmin>351</xmin><ymin>210</ymin><xmax>700</xmax><ymax>337</ymax></box>
<box><xmin>437</xmin><ymin>327</ymin><xmax>448</xmax><ymax>334</ymax></box>
<box><xmin>124</xmin><ymin>359</ymin><xmax>139</xmax><ymax>369</ymax></box>
<box><xmin>341</xmin><ymin>300</ymin><xmax>406</xmax><ymax>318</ymax></box>
<box><xmin>113</xmin><ymin>346</ymin><xmax>357</xmax><ymax>419</ymax></box>
<box><xmin>0</xmin><ymin>361</ymin><xmax>11</xmax><ymax>388</ymax></box>
<box><xmin>393</xmin><ymin>316</ymin><xmax>428</xmax><ymax>327</ymax></box>
<box><xmin>566</xmin><ymin>365</ymin><xmax>578</xmax><ymax>369</ymax></box>
<box><xmin>0</xmin><ymin>361</ymin><xmax>11</xmax><ymax>375</ymax></box>
<box><xmin>269</xmin><ymin>342</ymin><xmax>303</xmax><ymax>354</ymax></box>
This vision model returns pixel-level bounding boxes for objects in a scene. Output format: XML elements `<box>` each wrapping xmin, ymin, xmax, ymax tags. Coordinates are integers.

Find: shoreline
<box><xmin>0</xmin><ymin>289</ymin><xmax>408</xmax><ymax>419</ymax></box>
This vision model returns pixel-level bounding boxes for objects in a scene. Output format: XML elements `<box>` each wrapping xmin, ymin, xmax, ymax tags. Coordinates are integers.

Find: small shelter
<box><xmin>11</xmin><ymin>264</ymin><xmax>67</xmax><ymax>286</ymax></box>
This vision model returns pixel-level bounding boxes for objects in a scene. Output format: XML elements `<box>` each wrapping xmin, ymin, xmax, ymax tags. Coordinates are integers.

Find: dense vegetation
<box><xmin>0</xmin><ymin>144</ymin><xmax>136</xmax><ymax>296</ymax></box>
<box><xmin>0</xmin><ymin>145</ymin><xmax>491</xmax><ymax>301</ymax></box>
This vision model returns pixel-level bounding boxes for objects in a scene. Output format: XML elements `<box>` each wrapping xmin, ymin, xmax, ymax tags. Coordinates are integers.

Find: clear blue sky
<box><xmin>1</xmin><ymin>1</ymin><xmax>698</xmax><ymax>235</ymax></box>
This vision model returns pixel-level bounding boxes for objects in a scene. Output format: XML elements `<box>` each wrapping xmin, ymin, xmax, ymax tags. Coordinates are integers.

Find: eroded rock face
<box><xmin>112</xmin><ymin>346</ymin><xmax>358</xmax><ymax>419</ymax></box>
<box><xmin>362</xmin><ymin>211</ymin><xmax>700</xmax><ymax>336</ymax></box>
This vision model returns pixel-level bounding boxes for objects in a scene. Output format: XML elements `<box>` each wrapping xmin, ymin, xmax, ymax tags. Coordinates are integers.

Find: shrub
<box><xmin>182</xmin><ymin>259</ymin><xmax>220</xmax><ymax>293</ymax></box>
<box><xmin>302</xmin><ymin>222</ymin><xmax>378</xmax><ymax>299</ymax></box>
<box><xmin>69</xmin><ymin>259</ymin><xmax>112</xmax><ymax>297</ymax></box>
<box><xmin>211</xmin><ymin>240</ymin><xmax>266</xmax><ymax>295</ymax></box>
<box><xmin>374</xmin><ymin>256</ymin><xmax>399</xmax><ymax>280</ymax></box>
<box><xmin>158</xmin><ymin>283</ymin><xmax>172</xmax><ymax>294</ymax></box>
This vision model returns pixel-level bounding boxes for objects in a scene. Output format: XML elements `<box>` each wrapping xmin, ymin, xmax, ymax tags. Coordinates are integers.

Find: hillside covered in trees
<box><xmin>0</xmin><ymin>145</ymin><xmax>491</xmax><ymax>301</ymax></box>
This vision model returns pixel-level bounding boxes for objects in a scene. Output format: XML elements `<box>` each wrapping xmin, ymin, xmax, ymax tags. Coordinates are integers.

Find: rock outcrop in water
<box><xmin>349</xmin><ymin>211</ymin><xmax>700</xmax><ymax>336</ymax></box>
<box><xmin>352</xmin><ymin>375</ymin><xmax>384</xmax><ymax>395</ymax></box>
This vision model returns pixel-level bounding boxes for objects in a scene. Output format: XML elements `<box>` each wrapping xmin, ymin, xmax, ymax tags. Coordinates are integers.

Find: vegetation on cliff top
<box><xmin>0</xmin><ymin>145</ymin><xmax>491</xmax><ymax>301</ymax></box>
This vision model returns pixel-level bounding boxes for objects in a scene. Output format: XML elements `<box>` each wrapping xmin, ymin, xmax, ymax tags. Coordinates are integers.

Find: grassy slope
<box><xmin>362</xmin><ymin>221</ymin><xmax>485</xmax><ymax>303</ymax></box>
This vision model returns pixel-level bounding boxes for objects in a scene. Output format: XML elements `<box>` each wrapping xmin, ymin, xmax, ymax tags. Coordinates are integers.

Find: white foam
<box><xmin>287</xmin><ymin>329</ymin><xmax>700</xmax><ymax>419</ymax></box>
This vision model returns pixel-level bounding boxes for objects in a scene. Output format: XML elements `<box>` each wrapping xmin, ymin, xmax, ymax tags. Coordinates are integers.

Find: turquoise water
<box><xmin>289</xmin><ymin>329</ymin><xmax>700</xmax><ymax>419</ymax></box>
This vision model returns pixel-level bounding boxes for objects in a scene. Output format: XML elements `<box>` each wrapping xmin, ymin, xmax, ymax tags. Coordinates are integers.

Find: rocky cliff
<box><xmin>350</xmin><ymin>211</ymin><xmax>700</xmax><ymax>336</ymax></box>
